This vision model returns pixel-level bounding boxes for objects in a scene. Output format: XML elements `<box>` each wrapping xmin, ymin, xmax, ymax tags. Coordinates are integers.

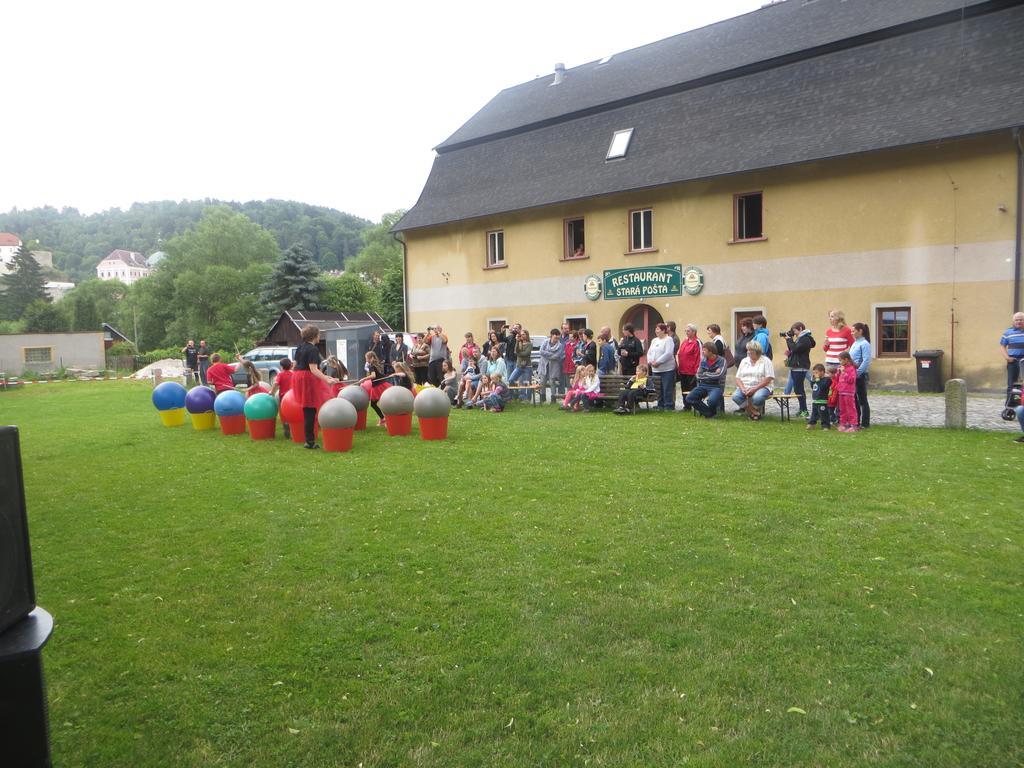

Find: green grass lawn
<box><xmin>3</xmin><ymin>382</ymin><xmax>1021</xmax><ymax>767</ymax></box>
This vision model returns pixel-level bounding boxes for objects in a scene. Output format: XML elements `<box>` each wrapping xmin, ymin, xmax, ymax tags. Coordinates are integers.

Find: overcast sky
<box><xmin>5</xmin><ymin>0</ymin><xmax>765</xmax><ymax>224</ymax></box>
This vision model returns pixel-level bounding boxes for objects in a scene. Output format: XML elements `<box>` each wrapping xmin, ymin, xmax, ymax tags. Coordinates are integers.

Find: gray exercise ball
<box><xmin>379</xmin><ymin>385</ymin><xmax>414</xmax><ymax>415</ymax></box>
<box><xmin>338</xmin><ymin>385</ymin><xmax>369</xmax><ymax>411</ymax></box>
<box><xmin>318</xmin><ymin>397</ymin><xmax>358</xmax><ymax>429</ymax></box>
<box><xmin>413</xmin><ymin>386</ymin><xmax>451</xmax><ymax>418</ymax></box>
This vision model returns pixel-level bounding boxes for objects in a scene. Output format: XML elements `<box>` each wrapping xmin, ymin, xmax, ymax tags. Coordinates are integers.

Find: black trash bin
<box><xmin>912</xmin><ymin>349</ymin><xmax>944</xmax><ymax>393</ymax></box>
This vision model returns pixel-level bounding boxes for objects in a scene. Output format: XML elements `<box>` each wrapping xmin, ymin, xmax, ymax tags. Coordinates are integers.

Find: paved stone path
<box><xmin>667</xmin><ymin>391</ymin><xmax>1019</xmax><ymax>431</ymax></box>
<box><xmin>864</xmin><ymin>392</ymin><xmax>1018</xmax><ymax>432</ymax></box>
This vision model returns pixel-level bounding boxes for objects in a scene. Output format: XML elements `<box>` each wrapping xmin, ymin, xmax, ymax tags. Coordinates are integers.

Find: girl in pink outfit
<box><xmin>836</xmin><ymin>352</ymin><xmax>859</xmax><ymax>432</ymax></box>
<box><xmin>560</xmin><ymin>366</ymin><xmax>585</xmax><ymax>409</ymax></box>
<box><xmin>566</xmin><ymin>364</ymin><xmax>601</xmax><ymax>411</ymax></box>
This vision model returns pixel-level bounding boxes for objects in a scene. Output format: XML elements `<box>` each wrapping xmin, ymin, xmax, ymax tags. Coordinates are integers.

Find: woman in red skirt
<box><xmin>292</xmin><ymin>325</ymin><xmax>339</xmax><ymax>448</ymax></box>
<box><xmin>358</xmin><ymin>351</ymin><xmax>392</xmax><ymax>426</ymax></box>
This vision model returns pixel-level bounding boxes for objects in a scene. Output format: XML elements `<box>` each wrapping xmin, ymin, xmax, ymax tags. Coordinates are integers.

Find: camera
<box><xmin>781</xmin><ymin>330</ymin><xmax>794</xmax><ymax>338</ymax></box>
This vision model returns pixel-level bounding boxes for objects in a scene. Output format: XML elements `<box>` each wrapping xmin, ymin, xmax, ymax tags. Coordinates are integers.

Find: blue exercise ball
<box><xmin>214</xmin><ymin>390</ymin><xmax>246</xmax><ymax>417</ymax></box>
<box><xmin>152</xmin><ymin>381</ymin><xmax>187</xmax><ymax>411</ymax></box>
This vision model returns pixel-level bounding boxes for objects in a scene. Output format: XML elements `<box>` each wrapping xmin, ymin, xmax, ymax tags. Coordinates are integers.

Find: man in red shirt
<box><xmin>206</xmin><ymin>353</ymin><xmax>240</xmax><ymax>393</ymax></box>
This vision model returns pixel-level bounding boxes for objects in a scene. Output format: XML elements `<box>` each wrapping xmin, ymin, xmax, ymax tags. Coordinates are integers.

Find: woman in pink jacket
<box><xmin>676</xmin><ymin>323</ymin><xmax>702</xmax><ymax>410</ymax></box>
<box><xmin>835</xmin><ymin>351</ymin><xmax>859</xmax><ymax>432</ymax></box>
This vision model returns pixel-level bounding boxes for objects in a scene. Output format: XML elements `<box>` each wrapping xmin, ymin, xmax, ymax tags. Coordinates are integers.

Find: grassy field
<box><xmin>2</xmin><ymin>381</ymin><xmax>1021</xmax><ymax>767</ymax></box>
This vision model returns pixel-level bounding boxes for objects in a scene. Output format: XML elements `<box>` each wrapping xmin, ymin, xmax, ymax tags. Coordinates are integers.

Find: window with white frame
<box><xmin>564</xmin><ymin>218</ymin><xmax>585</xmax><ymax>259</ymax></box>
<box><xmin>606</xmin><ymin>128</ymin><xmax>633</xmax><ymax>160</ymax></box>
<box><xmin>629</xmin><ymin>208</ymin><xmax>653</xmax><ymax>252</ymax></box>
<box><xmin>733</xmin><ymin>191</ymin><xmax>764</xmax><ymax>241</ymax></box>
<box><xmin>486</xmin><ymin>230</ymin><xmax>505</xmax><ymax>267</ymax></box>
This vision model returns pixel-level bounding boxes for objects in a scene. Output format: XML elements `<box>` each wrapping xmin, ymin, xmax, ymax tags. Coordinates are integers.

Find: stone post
<box><xmin>944</xmin><ymin>378</ymin><xmax>967</xmax><ymax>429</ymax></box>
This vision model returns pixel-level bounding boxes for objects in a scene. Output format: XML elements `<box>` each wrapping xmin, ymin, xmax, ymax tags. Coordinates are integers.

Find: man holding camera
<box><xmin>181</xmin><ymin>339</ymin><xmax>199</xmax><ymax>386</ymax></box>
<box><xmin>501</xmin><ymin>323</ymin><xmax>520</xmax><ymax>373</ymax></box>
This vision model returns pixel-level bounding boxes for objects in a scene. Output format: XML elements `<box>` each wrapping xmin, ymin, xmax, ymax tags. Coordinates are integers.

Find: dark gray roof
<box><xmin>436</xmin><ymin>0</ymin><xmax>996</xmax><ymax>152</ymax></box>
<box><xmin>284</xmin><ymin>310</ymin><xmax>393</xmax><ymax>333</ymax></box>
<box><xmin>396</xmin><ymin>1</ymin><xmax>1024</xmax><ymax>232</ymax></box>
<box><xmin>102</xmin><ymin>323</ymin><xmax>130</xmax><ymax>342</ymax></box>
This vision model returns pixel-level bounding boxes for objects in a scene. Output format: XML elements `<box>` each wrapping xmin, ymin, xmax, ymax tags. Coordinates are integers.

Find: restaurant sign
<box><xmin>603</xmin><ymin>264</ymin><xmax>682</xmax><ymax>300</ymax></box>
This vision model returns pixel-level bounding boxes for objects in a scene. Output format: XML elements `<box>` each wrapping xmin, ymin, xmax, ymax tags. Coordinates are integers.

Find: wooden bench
<box><xmin>768</xmin><ymin>393</ymin><xmax>801</xmax><ymax>422</ymax></box>
<box><xmin>506</xmin><ymin>383</ymin><xmax>541</xmax><ymax>404</ymax></box>
<box><xmin>680</xmin><ymin>389</ymin><xmax>726</xmax><ymax>416</ymax></box>
<box><xmin>596</xmin><ymin>373</ymin><xmax>656</xmax><ymax>412</ymax></box>
<box><xmin>722</xmin><ymin>391</ymin><xmax>800</xmax><ymax>422</ymax></box>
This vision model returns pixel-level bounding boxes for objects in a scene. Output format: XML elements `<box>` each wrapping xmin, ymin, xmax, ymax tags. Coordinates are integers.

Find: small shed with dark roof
<box><xmin>101</xmin><ymin>323</ymin><xmax>131</xmax><ymax>349</ymax></box>
<box><xmin>260</xmin><ymin>310</ymin><xmax>394</xmax><ymax>347</ymax></box>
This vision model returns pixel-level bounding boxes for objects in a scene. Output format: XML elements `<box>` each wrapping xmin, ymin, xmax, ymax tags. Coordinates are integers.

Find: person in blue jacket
<box><xmin>597</xmin><ymin>330</ymin><xmax>617</xmax><ymax>374</ymax></box>
<box><xmin>751</xmin><ymin>315</ymin><xmax>772</xmax><ymax>360</ymax></box>
<box><xmin>849</xmin><ymin>322</ymin><xmax>873</xmax><ymax>428</ymax></box>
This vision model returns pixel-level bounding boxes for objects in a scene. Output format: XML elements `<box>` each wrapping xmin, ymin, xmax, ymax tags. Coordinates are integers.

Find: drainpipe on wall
<box><xmin>391</xmin><ymin>231</ymin><xmax>409</xmax><ymax>332</ymax></box>
<box><xmin>1014</xmin><ymin>127</ymin><xmax>1023</xmax><ymax>313</ymax></box>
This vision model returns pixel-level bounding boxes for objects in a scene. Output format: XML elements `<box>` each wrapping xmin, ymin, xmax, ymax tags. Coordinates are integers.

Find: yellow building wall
<box><xmin>405</xmin><ymin>135</ymin><xmax>1021</xmax><ymax>389</ymax></box>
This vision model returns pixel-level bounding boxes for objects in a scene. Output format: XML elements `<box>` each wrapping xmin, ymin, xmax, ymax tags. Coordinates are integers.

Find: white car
<box><xmin>231</xmin><ymin>346</ymin><xmax>296</xmax><ymax>385</ymax></box>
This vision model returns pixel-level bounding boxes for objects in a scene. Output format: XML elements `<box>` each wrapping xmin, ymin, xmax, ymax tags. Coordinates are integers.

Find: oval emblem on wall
<box><xmin>584</xmin><ymin>274</ymin><xmax>602</xmax><ymax>301</ymax></box>
<box><xmin>683</xmin><ymin>266</ymin><xmax>704</xmax><ymax>296</ymax></box>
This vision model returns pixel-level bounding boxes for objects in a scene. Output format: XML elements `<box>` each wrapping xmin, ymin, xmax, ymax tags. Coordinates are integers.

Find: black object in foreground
<box><xmin>0</xmin><ymin>426</ymin><xmax>54</xmax><ymax>767</ymax></box>
<box><xmin>0</xmin><ymin>608</ymin><xmax>54</xmax><ymax>767</ymax></box>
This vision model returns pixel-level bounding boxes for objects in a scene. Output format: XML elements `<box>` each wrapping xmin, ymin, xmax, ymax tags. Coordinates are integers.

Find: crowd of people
<box><xmin>363</xmin><ymin>313</ymin><xmax>874</xmax><ymax>430</ymax></box>
<box><xmin>178</xmin><ymin>310</ymin><xmax>1024</xmax><ymax>443</ymax></box>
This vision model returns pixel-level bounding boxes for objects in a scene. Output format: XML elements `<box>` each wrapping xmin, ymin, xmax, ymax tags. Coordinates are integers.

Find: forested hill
<box><xmin>0</xmin><ymin>200</ymin><xmax>371</xmax><ymax>281</ymax></box>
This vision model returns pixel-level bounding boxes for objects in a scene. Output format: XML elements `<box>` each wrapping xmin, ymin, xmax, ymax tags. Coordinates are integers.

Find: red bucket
<box><xmin>219</xmin><ymin>414</ymin><xmax>246</xmax><ymax>435</ymax></box>
<box><xmin>288</xmin><ymin>421</ymin><xmax>318</xmax><ymax>443</ymax></box>
<box><xmin>248</xmin><ymin>417</ymin><xmax>276</xmax><ymax>440</ymax></box>
<box><xmin>418</xmin><ymin>416</ymin><xmax>449</xmax><ymax>441</ymax></box>
<box><xmin>321</xmin><ymin>427</ymin><xmax>354</xmax><ymax>452</ymax></box>
<box><xmin>355</xmin><ymin>410</ymin><xmax>367</xmax><ymax>431</ymax></box>
<box><xmin>384</xmin><ymin>412</ymin><xmax>413</xmax><ymax>436</ymax></box>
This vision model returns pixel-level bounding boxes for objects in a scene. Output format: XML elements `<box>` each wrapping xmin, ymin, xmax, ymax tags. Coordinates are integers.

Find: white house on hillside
<box><xmin>96</xmin><ymin>249</ymin><xmax>151</xmax><ymax>284</ymax></box>
<box><xmin>0</xmin><ymin>232</ymin><xmax>22</xmax><ymax>269</ymax></box>
<box><xmin>0</xmin><ymin>235</ymin><xmax>61</xmax><ymax>276</ymax></box>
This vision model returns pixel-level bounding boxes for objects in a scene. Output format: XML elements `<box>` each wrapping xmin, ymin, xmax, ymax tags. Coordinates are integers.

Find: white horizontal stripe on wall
<box><xmin>408</xmin><ymin>240</ymin><xmax>1013</xmax><ymax>312</ymax></box>
<box><xmin>410</xmin><ymin>275</ymin><xmax>584</xmax><ymax>313</ymax></box>
<box><xmin>698</xmin><ymin>240</ymin><xmax>1013</xmax><ymax>296</ymax></box>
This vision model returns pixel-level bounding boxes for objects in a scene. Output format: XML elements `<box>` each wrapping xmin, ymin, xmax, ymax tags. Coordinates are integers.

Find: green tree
<box><xmin>259</xmin><ymin>244</ymin><xmax>323</xmax><ymax>319</ymax></box>
<box><xmin>0</xmin><ymin>200</ymin><xmax>370</xmax><ymax>283</ymax></box>
<box><xmin>22</xmin><ymin>299</ymin><xmax>70</xmax><ymax>332</ymax></box>
<box><xmin>343</xmin><ymin>210</ymin><xmax>406</xmax><ymax>284</ymax></box>
<box><xmin>64</xmin><ymin>278</ymin><xmax>128</xmax><ymax>331</ymax></box>
<box><xmin>1</xmin><ymin>245</ymin><xmax>48</xmax><ymax>320</ymax></box>
<box><xmin>165</xmin><ymin>206</ymin><xmax>280</xmax><ymax>275</ymax></box>
<box><xmin>378</xmin><ymin>266</ymin><xmax>405</xmax><ymax>331</ymax></box>
<box><xmin>150</xmin><ymin>207</ymin><xmax>280</xmax><ymax>350</ymax></box>
<box><xmin>322</xmin><ymin>273</ymin><xmax>378</xmax><ymax>313</ymax></box>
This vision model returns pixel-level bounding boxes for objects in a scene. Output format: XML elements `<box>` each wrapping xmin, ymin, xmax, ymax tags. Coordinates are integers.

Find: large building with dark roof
<box><xmin>395</xmin><ymin>0</ymin><xmax>1024</xmax><ymax>388</ymax></box>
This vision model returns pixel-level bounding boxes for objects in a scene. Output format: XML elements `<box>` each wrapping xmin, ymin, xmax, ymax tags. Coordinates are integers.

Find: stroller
<box><xmin>1001</xmin><ymin>360</ymin><xmax>1022</xmax><ymax>421</ymax></box>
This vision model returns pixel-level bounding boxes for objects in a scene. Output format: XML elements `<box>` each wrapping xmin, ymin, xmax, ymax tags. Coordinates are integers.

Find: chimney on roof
<box><xmin>551</xmin><ymin>63</ymin><xmax>565</xmax><ymax>86</ymax></box>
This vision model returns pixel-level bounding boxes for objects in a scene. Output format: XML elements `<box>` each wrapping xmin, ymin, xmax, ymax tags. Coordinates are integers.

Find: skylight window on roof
<box><xmin>606</xmin><ymin>129</ymin><xmax>633</xmax><ymax>161</ymax></box>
